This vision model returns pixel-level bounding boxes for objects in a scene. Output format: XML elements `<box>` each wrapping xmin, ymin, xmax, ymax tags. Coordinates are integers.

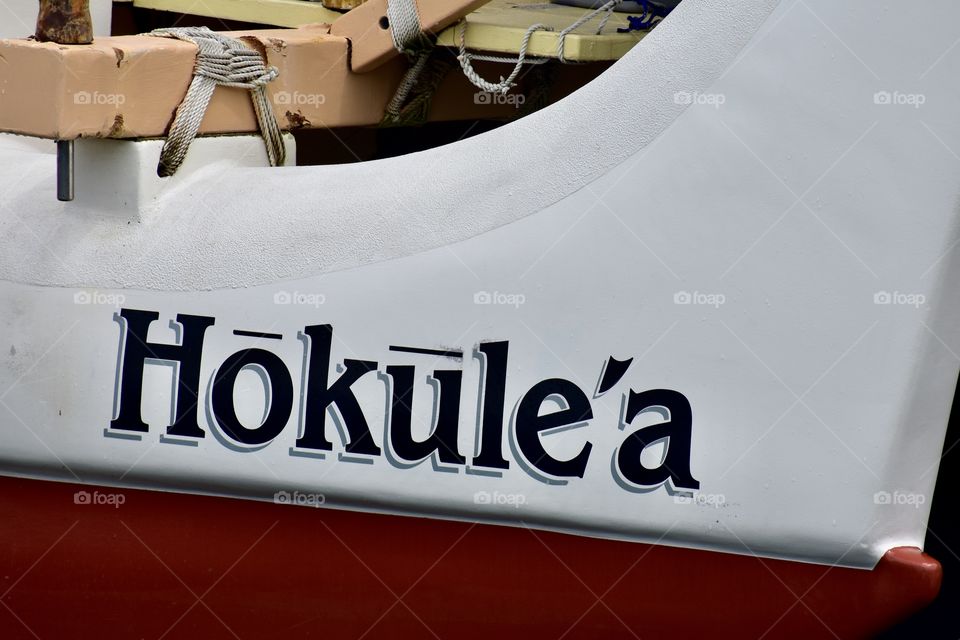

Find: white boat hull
<box><xmin>1</xmin><ymin>0</ymin><xmax>958</xmax><ymax>571</ymax></box>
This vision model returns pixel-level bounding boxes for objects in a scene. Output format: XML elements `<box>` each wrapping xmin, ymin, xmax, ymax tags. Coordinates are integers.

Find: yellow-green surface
<box><xmin>132</xmin><ymin>0</ymin><xmax>342</xmax><ymax>27</ymax></box>
<box><xmin>437</xmin><ymin>1</ymin><xmax>647</xmax><ymax>61</ymax></box>
<box><xmin>130</xmin><ymin>0</ymin><xmax>647</xmax><ymax>61</ymax></box>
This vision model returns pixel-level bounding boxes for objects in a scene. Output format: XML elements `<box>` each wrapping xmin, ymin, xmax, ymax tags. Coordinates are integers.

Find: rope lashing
<box><xmin>148</xmin><ymin>27</ymin><xmax>286</xmax><ymax>177</ymax></box>
<box><xmin>384</xmin><ymin>51</ymin><xmax>432</xmax><ymax>116</ymax></box>
<box><xmin>382</xmin><ymin>54</ymin><xmax>455</xmax><ymax>127</ymax></box>
<box><xmin>456</xmin><ymin>0</ymin><xmax>628</xmax><ymax>95</ymax></box>
<box><xmin>386</xmin><ymin>0</ymin><xmax>433</xmax><ymax>57</ymax></box>
<box><xmin>381</xmin><ymin>0</ymin><xmax>446</xmax><ymax>126</ymax></box>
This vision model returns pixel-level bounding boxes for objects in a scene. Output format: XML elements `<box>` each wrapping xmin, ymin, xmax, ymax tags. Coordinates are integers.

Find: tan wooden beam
<box><xmin>131</xmin><ymin>0</ymin><xmax>343</xmax><ymax>29</ymax></box>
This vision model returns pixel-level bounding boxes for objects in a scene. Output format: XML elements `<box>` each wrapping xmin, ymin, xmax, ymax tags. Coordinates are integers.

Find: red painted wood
<box><xmin>0</xmin><ymin>476</ymin><xmax>940</xmax><ymax>639</ymax></box>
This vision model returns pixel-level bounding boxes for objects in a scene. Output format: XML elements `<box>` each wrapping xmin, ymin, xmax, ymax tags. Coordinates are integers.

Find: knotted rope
<box><xmin>386</xmin><ymin>0</ymin><xmax>433</xmax><ymax>57</ymax></box>
<box><xmin>555</xmin><ymin>0</ymin><xmax>626</xmax><ymax>63</ymax></box>
<box><xmin>456</xmin><ymin>20</ymin><xmax>550</xmax><ymax>95</ymax></box>
<box><xmin>380</xmin><ymin>0</ymin><xmax>445</xmax><ymax>126</ymax></box>
<box><xmin>148</xmin><ymin>27</ymin><xmax>286</xmax><ymax>177</ymax></box>
<box><xmin>382</xmin><ymin>55</ymin><xmax>456</xmax><ymax>127</ymax></box>
<box><xmin>456</xmin><ymin>0</ymin><xmax>629</xmax><ymax>95</ymax></box>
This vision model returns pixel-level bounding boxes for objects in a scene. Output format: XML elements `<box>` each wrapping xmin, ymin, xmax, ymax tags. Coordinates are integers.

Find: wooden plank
<box><xmin>436</xmin><ymin>1</ymin><xmax>648</xmax><ymax>61</ymax></box>
<box><xmin>132</xmin><ymin>0</ymin><xmax>342</xmax><ymax>27</ymax></box>
<box><xmin>330</xmin><ymin>0</ymin><xmax>492</xmax><ymax>72</ymax></box>
<box><xmin>128</xmin><ymin>0</ymin><xmax>646</xmax><ymax>62</ymax></box>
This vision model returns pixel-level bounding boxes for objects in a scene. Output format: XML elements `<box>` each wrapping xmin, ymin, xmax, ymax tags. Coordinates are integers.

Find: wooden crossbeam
<box><xmin>0</xmin><ymin>25</ymin><xmax>556</xmax><ymax>140</ymax></box>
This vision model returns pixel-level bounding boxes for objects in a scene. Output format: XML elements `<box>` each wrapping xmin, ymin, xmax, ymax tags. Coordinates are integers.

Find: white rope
<box><xmin>386</xmin><ymin>0</ymin><xmax>432</xmax><ymax>56</ymax></box>
<box><xmin>457</xmin><ymin>20</ymin><xmax>550</xmax><ymax>95</ymax></box>
<box><xmin>456</xmin><ymin>0</ymin><xmax>627</xmax><ymax>94</ymax></box>
<box><xmin>148</xmin><ymin>27</ymin><xmax>285</xmax><ymax>177</ymax></box>
<box><xmin>556</xmin><ymin>0</ymin><xmax>626</xmax><ymax>63</ymax></box>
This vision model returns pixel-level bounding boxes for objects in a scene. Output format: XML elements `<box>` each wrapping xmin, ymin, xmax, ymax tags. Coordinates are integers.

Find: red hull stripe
<box><xmin>0</xmin><ymin>477</ymin><xmax>941</xmax><ymax>639</ymax></box>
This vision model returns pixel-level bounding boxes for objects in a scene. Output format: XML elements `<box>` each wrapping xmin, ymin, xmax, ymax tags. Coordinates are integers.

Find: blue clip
<box><xmin>617</xmin><ymin>15</ymin><xmax>654</xmax><ymax>32</ymax></box>
<box><xmin>616</xmin><ymin>0</ymin><xmax>663</xmax><ymax>33</ymax></box>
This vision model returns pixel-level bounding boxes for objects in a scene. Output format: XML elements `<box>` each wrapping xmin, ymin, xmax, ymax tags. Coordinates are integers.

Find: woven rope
<box><xmin>386</xmin><ymin>0</ymin><xmax>433</xmax><ymax>57</ymax></box>
<box><xmin>456</xmin><ymin>20</ymin><xmax>550</xmax><ymax>95</ymax></box>
<box><xmin>149</xmin><ymin>27</ymin><xmax>286</xmax><ymax>177</ymax></box>
<box><xmin>455</xmin><ymin>0</ymin><xmax>627</xmax><ymax>94</ymax></box>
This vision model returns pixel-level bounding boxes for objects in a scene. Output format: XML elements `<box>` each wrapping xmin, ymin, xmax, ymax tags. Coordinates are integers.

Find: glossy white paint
<box><xmin>1</xmin><ymin>0</ymin><xmax>959</xmax><ymax>569</ymax></box>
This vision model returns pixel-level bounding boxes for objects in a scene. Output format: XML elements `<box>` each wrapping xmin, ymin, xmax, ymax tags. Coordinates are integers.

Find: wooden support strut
<box><xmin>36</xmin><ymin>0</ymin><xmax>93</xmax><ymax>202</ymax></box>
<box><xmin>36</xmin><ymin>0</ymin><xmax>94</xmax><ymax>45</ymax></box>
<box><xmin>331</xmin><ymin>0</ymin><xmax>493</xmax><ymax>73</ymax></box>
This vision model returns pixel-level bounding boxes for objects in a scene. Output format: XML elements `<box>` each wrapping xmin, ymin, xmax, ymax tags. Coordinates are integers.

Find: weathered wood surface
<box><xmin>36</xmin><ymin>0</ymin><xmax>94</xmax><ymax>44</ymax></box>
<box><xmin>126</xmin><ymin>0</ymin><xmax>647</xmax><ymax>63</ymax></box>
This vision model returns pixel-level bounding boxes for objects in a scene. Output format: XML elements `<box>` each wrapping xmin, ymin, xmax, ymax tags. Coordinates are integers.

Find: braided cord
<box><xmin>456</xmin><ymin>0</ymin><xmax>628</xmax><ymax>94</ymax></box>
<box><xmin>149</xmin><ymin>27</ymin><xmax>286</xmax><ymax>177</ymax></box>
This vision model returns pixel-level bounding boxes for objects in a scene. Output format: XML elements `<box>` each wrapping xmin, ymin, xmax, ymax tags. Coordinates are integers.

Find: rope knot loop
<box><xmin>386</xmin><ymin>0</ymin><xmax>434</xmax><ymax>57</ymax></box>
<box><xmin>148</xmin><ymin>26</ymin><xmax>286</xmax><ymax>176</ymax></box>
